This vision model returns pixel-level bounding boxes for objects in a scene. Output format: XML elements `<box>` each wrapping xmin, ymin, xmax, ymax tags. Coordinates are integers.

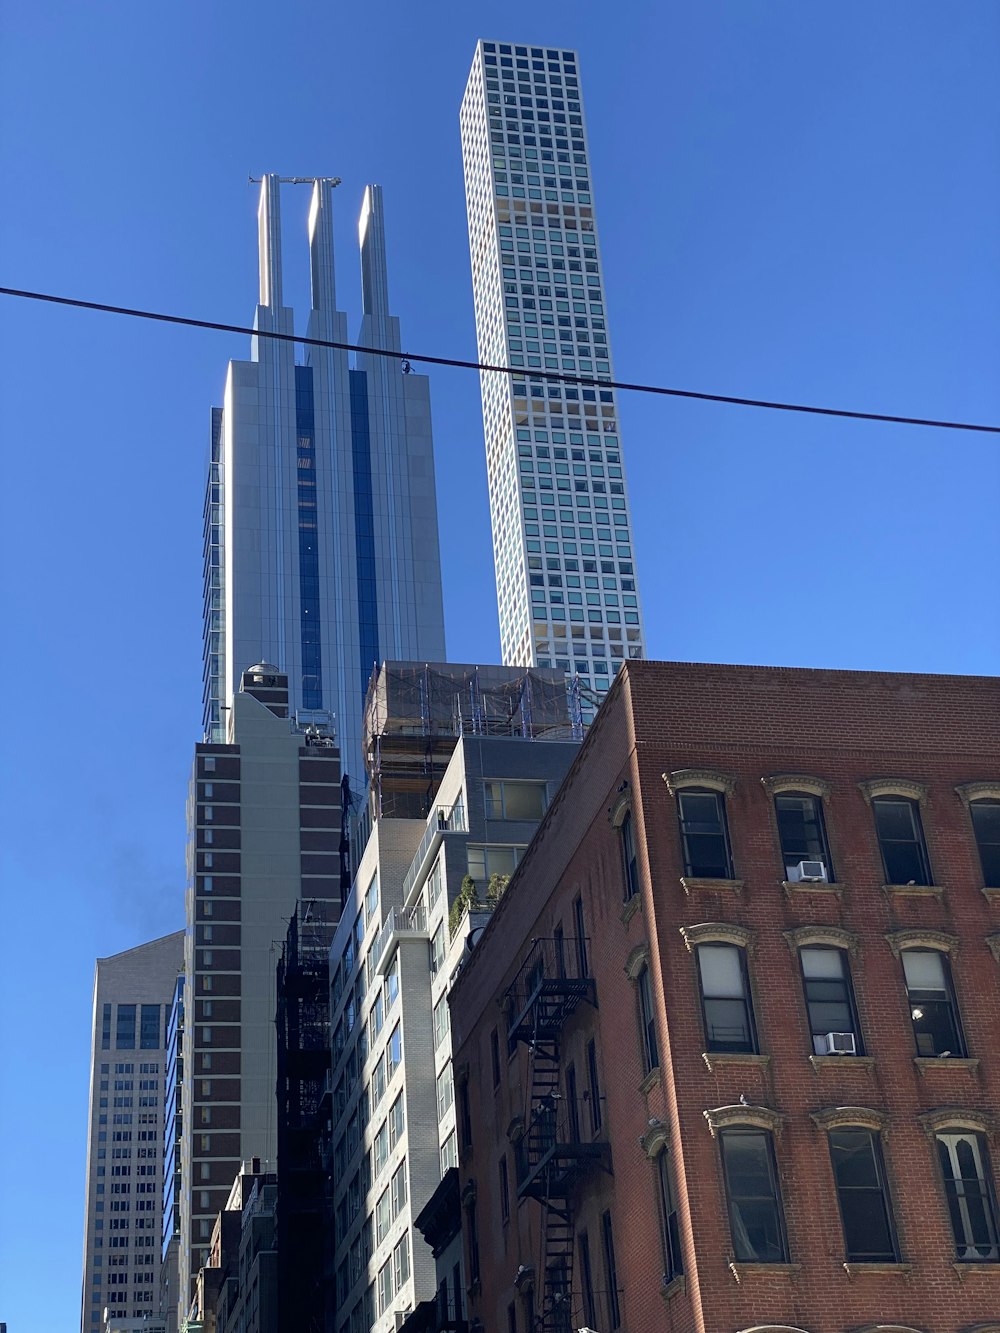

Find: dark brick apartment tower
<box><xmin>449</xmin><ymin>661</ymin><xmax>1000</xmax><ymax>1333</ymax></box>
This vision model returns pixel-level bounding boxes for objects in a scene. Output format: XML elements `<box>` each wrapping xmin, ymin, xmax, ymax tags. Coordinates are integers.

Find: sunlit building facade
<box><xmin>460</xmin><ymin>42</ymin><xmax>646</xmax><ymax>699</ymax></box>
<box><xmin>202</xmin><ymin>176</ymin><xmax>447</xmax><ymax>783</ymax></box>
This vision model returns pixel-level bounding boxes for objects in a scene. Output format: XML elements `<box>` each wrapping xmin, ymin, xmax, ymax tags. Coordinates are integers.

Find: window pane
<box><xmin>698</xmin><ymin>944</ymin><xmax>744</xmax><ymax>997</ymax></box>
<box><xmin>902</xmin><ymin>951</ymin><xmax>963</xmax><ymax>1057</ymax></box>
<box><xmin>720</xmin><ymin>1131</ymin><xmax>786</xmax><ymax>1263</ymax></box>
<box><xmin>698</xmin><ymin>945</ymin><xmax>755</xmax><ymax>1053</ymax></box>
<box><xmin>938</xmin><ymin>1132</ymin><xmax>1000</xmax><ymax>1261</ymax></box>
<box><xmin>502</xmin><ymin>783</ymin><xmax>546</xmax><ymax>820</ymax></box>
<box><xmin>829</xmin><ymin>1129</ymin><xmax>897</xmax><ymax>1262</ymax></box>
<box><xmin>775</xmin><ymin>793</ymin><xmax>831</xmax><ymax>875</ymax></box>
<box><xmin>971</xmin><ymin>801</ymin><xmax>1000</xmax><ymax>887</ymax></box>
<box><xmin>873</xmin><ymin>798</ymin><xmax>930</xmax><ymax>884</ymax></box>
<box><xmin>678</xmin><ymin>789</ymin><xmax>732</xmax><ymax>879</ymax></box>
<box><xmin>801</xmin><ymin>947</ymin><xmax>843</xmax><ymax>980</ymax></box>
<box><xmin>902</xmin><ymin>950</ymin><xmax>945</xmax><ymax>991</ymax></box>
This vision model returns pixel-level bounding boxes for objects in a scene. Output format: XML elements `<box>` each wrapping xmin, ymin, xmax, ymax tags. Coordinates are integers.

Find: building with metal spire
<box><xmin>202</xmin><ymin>176</ymin><xmax>447</xmax><ymax>785</ymax></box>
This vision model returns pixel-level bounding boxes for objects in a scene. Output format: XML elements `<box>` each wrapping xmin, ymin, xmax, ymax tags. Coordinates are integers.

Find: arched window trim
<box><xmin>623</xmin><ymin>941</ymin><xmax>650</xmax><ymax>981</ymax></box>
<box><xmin>986</xmin><ymin>934</ymin><xmax>1000</xmax><ymax>965</ymax></box>
<box><xmin>918</xmin><ymin>1108</ymin><xmax>995</xmax><ymax>1139</ymax></box>
<box><xmin>811</xmin><ymin>1105</ymin><xmax>889</xmax><ymax>1135</ymax></box>
<box><xmin>680</xmin><ymin>922</ymin><xmax>754</xmax><ymax>953</ymax></box>
<box><xmin>640</xmin><ymin>1118</ymin><xmax>670</xmax><ymax>1159</ymax></box>
<box><xmin>738</xmin><ymin>1326</ymin><xmax>815</xmax><ymax>1333</ymax></box>
<box><xmin>663</xmin><ymin>767</ymin><xmax>736</xmax><ymax>798</ymax></box>
<box><xmin>761</xmin><ymin>774</ymin><xmax>832</xmax><ymax>801</ymax></box>
<box><xmin>885</xmin><ymin>929</ymin><xmax>959</xmax><ymax>958</ymax></box>
<box><xmin>855</xmin><ymin>1326</ymin><xmax>929</xmax><ymax>1333</ymax></box>
<box><xmin>859</xmin><ymin>777</ymin><xmax>929</xmax><ymax>805</ymax></box>
<box><xmin>608</xmin><ymin>789</ymin><xmax>631</xmax><ymax>827</ymax></box>
<box><xmin>704</xmin><ymin>1103</ymin><xmax>784</xmax><ymax>1138</ymax></box>
<box><xmin>784</xmin><ymin>925</ymin><xmax>858</xmax><ymax>957</ymax></box>
<box><xmin>955</xmin><ymin>781</ymin><xmax>1000</xmax><ymax>807</ymax></box>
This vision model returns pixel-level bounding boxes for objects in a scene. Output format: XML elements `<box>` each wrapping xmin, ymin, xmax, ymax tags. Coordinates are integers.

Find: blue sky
<box><xmin>1</xmin><ymin>2</ymin><xmax>997</xmax><ymax>1326</ymax></box>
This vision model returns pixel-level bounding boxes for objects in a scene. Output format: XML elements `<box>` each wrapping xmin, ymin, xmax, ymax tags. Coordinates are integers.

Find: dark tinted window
<box><xmin>970</xmin><ymin>800</ymin><xmax>1000</xmax><ymax>888</ymax></box>
<box><xmin>719</xmin><ymin>1129</ymin><xmax>787</xmax><ymax>1262</ymax></box>
<box><xmin>775</xmin><ymin>792</ymin><xmax>833</xmax><ymax>880</ymax></box>
<box><xmin>140</xmin><ymin>1005</ymin><xmax>160</xmax><ymax>1050</ymax></box>
<box><xmin>637</xmin><ymin>965</ymin><xmax>659</xmax><ymax>1074</ymax></box>
<box><xmin>620</xmin><ymin>810</ymin><xmax>639</xmax><ymax>899</ymax></box>
<box><xmin>678</xmin><ymin>789</ymin><xmax>733</xmax><ymax>879</ymax></box>
<box><xmin>115</xmin><ymin>1005</ymin><xmax>136</xmax><ymax>1050</ymax></box>
<box><xmin>872</xmin><ymin>796</ymin><xmax>931</xmax><ymax>885</ymax></box>
<box><xmin>657</xmin><ymin>1152</ymin><xmax>683</xmax><ymax>1283</ymax></box>
<box><xmin>829</xmin><ymin>1128</ymin><xmax>898</xmax><ymax>1262</ymax></box>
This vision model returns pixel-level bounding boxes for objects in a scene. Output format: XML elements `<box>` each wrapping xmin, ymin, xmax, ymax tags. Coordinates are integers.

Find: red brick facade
<box><xmin>449</xmin><ymin>661</ymin><xmax>1000</xmax><ymax>1333</ymax></box>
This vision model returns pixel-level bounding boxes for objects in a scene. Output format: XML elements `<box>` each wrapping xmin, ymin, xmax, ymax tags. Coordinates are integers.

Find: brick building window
<box><xmin>600</xmin><ymin>1209</ymin><xmax>621</xmax><ymax>1329</ymax></box>
<box><xmin>577</xmin><ymin>1230</ymin><xmax>596</xmax><ymax>1327</ymax></box>
<box><xmin>619</xmin><ymin>809</ymin><xmax>639</xmax><ymax>900</ymax></box>
<box><xmin>697</xmin><ymin>944</ymin><xmax>757</xmax><ymax>1054</ymax></box>
<box><xmin>829</xmin><ymin>1128</ymin><xmax>898</xmax><ymax>1262</ymax></box>
<box><xmin>936</xmin><ymin>1131</ymin><xmax>1000</xmax><ymax>1262</ymax></box>
<box><xmin>901</xmin><ymin>949</ymin><xmax>966</xmax><ymax>1057</ymax></box>
<box><xmin>775</xmin><ymin>791</ymin><xmax>834</xmax><ymax>881</ymax></box>
<box><xmin>719</xmin><ymin>1128</ymin><xmax>787</xmax><ymax>1263</ymax></box>
<box><xmin>635</xmin><ymin>964</ymin><xmax>659</xmax><ymax>1074</ymax></box>
<box><xmin>586</xmin><ymin>1039</ymin><xmax>602</xmax><ymax>1133</ymax></box>
<box><xmin>656</xmin><ymin>1150</ymin><xmax>683</xmax><ymax>1284</ymax></box>
<box><xmin>799</xmin><ymin>946</ymin><xmax>862</xmax><ymax>1056</ymax></box>
<box><xmin>970</xmin><ymin>799</ymin><xmax>1000</xmax><ymax>887</ymax></box>
<box><xmin>872</xmin><ymin>796</ymin><xmax>931</xmax><ymax>885</ymax></box>
<box><xmin>677</xmin><ymin>789</ymin><xmax>734</xmax><ymax>879</ymax></box>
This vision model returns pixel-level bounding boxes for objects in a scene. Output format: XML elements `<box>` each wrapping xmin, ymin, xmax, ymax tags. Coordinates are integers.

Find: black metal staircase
<box><xmin>504</xmin><ymin>938</ymin><xmax>608</xmax><ymax>1333</ymax></box>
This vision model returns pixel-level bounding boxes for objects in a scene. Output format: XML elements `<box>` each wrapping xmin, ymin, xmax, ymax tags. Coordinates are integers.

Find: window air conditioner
<box><xmin>796</xmin><ymin>860</ymin><xmax>828</xmax><ymax>883</ymax></box>
<box><xmin>824</xmin><ymin>1031</ymin><xmax>857</xmax><ymax>1055</ymax></box>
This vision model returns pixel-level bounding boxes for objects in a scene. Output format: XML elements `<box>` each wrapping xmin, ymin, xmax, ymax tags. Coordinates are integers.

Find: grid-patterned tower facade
<box><xmin>79</xmin><ymin>931</ymin><xmax>184</xmax><ymax>1333</ymax></box>
<box><xmin>202</xmin><ymin>177</ymin><xmax>447</xmax><ymax>783</ymax></box>
<box><xmin>460</xmin><ymin>42</ymin><xmax>646</xmax><ymax>698</ymax></box>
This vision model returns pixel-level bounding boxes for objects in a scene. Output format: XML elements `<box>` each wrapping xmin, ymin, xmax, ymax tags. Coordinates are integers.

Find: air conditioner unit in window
<box><xmin>796</xmin><ymin>860</ymin><xmax>828</xmax><ymax>883</ymax></box>
<box><xmin>824</xmin><ymin>1031</ymin><xmax>857</xmax><ymax>1055</ymax></box>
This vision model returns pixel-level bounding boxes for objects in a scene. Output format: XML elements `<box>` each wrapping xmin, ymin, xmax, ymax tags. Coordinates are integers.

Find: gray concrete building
<box><xmin>179</xmin><ymin>664</ymin><xmax>344</xmax><ymax>1307</ymax></box>
<box><xmin>80</xmin><ymin>930</ymin><xmax>184</xmax><ymax>1333</ymax></box>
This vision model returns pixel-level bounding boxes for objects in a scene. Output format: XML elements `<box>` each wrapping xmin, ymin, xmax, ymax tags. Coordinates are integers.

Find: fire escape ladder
<box><xmin>538</xmin><ymin>1199</ymin><xmax>575</xmax><ymax>1333</ymax></box>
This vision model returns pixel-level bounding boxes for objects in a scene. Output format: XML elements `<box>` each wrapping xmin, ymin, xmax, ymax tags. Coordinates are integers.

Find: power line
<box><xmin>2</xmin><ymin>284</ymin><xmax>997</xmax><ymax>435</ymax></box>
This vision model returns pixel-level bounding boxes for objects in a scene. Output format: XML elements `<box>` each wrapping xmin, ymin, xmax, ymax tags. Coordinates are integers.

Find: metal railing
<box><xmin>401</xmin><ymin>801</ymin><xmax>467</xmax><ymax>900</ymax></box>
<box><xmin>371</xmin><ymin>902</ymin><xmax>429</xmax><ymax>976</ymax></box>
<box><xmin>504</xmin><ymin>936</ymin><xmax>592</xmax><ymax>1036</ymax></box>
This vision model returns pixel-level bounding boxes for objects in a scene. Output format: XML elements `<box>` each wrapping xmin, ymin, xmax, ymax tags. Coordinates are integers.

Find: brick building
<box><xmin>448</xmin><ymin>660</ymin><xmax>1000</xmax><ymax>1333</ymax></box>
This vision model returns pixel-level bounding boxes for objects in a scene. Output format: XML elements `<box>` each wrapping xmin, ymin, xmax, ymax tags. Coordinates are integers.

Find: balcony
<box><xmin>505</xmin><ymin>937</ymin><xmax>595</xmax><ymax>1043</ymax></box>
<box><xmin>401</xmin><ymin>802</ymin><xmax>468</xmax><ymax>903</ymax></box>
<box><xmin>372</xmin><ymin>902</ymin><xmax>429</xmax><ymax>976</ymax></box>
<box><xmin>515</xmin><ymin>1094</ymin><xmax>611</xmax><ymax>1201</ymax></box>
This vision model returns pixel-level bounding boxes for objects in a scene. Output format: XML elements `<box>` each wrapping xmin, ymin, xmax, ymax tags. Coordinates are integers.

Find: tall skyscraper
<box><xmin>460</xmin><ymin>42</ymin><xmax>646</xmax><ymax>699</ymax></box>
<box><xmin>202</xmin><ymin>176</ymin><xmax>447</xmax><ymax>782</ymax></box>
<box><xmin>80</xmin><ymin>931</ymin><xmax>184</xmax><ymax>1333</ymax></box>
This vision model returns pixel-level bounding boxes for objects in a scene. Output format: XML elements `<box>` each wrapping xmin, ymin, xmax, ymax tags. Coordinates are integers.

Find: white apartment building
<box><xmin>460</xmin><ymin>41</ymin><xmax>646</xmax><ymax>700</ymax></box>
<box><xmin>80</xmin><ymin>931</ymin><xmax>184</xmax><ymax>1333</ymax></box>
<box><xmin>327</xmin><ymin>732</ymin><xmax>578</xmax><ymax>1333</ymax></box>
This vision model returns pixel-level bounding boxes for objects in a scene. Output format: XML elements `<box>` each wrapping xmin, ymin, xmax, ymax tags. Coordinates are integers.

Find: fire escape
<box><xmin>504</xmin><ymin>938</ymin><xmax>610</xmax><ymax>1333</ymax></box>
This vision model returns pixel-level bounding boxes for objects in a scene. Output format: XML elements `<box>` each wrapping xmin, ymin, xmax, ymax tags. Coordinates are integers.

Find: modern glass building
<box><xmin>202</xmin><ymin>176</ymin><xmax>447</xmax><ymax>783</ymax></box>
<box><xmin>460</xmin><ymin>42</ymin><xmax>646</xmax><ymax>701</ymax></box>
